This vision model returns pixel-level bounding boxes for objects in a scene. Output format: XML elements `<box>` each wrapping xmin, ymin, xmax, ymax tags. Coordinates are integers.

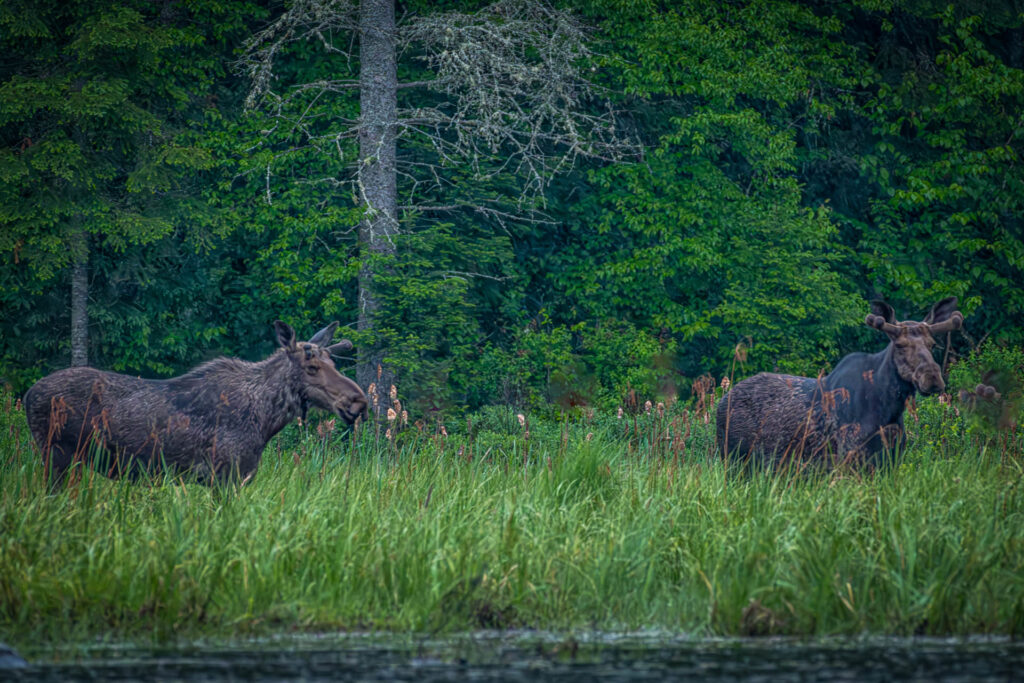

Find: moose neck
<box><xmin>252</xmin><ymin>350</ymin><xmax>306</xmax><ymax>443</ymax></box>
<box><xmin>823</xmin><ymin>342</ymin><xmax>916</xmax><ymax>431</ymax></box>
<box><xmin>866</xmin><ymin>343</ymin><xmax>916</xmax><ymax>424</ymax></box>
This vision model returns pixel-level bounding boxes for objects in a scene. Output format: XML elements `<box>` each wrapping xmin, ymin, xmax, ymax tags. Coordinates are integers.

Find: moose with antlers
<box><xmin>716</xmin><ymin>297</ymin><xmax>964</xmax><ymax>467</ymax></box>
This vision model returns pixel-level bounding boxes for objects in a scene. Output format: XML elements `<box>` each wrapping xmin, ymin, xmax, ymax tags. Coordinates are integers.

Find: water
<box><xmin>8</xmin><ymin>631</ymin><xmax>1024</xmax><ymax>681</ymax></box>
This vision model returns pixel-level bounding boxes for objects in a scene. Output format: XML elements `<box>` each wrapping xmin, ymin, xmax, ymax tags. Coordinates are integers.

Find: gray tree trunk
<box><xmin>356</xmin><ymin>0</ymin><xmax>398</xmax><ymax>413</ymax></box>
<box><xmin>70</xmin><ymin>229</ymin><xmax>88</xmax><ymax>367</ymax></box>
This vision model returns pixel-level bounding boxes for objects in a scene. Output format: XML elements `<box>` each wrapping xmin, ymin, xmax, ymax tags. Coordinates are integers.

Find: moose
<box><xmin>716</xmin><ymin>297</ymin><xmax>964</xmax><ymax>467</ymax></box>
<box><xmin>24</xmin><ymin>321</ymin><xmax>368</xmax><ymax>485</ymax></box>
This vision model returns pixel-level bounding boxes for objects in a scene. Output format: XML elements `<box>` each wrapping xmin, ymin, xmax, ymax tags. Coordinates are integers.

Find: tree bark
<box><xmin>356</xmin><ymin>0</ymin><xmax>398</xmax><ymax>413</ymax></box>
<box><xmin>1010</xmin><ymin>27</ymin><xmax>1023</xmax><ymax>70</ymax></box>
<box><xmin>70</xmin><ymin>229</ymin><xmax>88</xmax><ymax>367</ymax></box>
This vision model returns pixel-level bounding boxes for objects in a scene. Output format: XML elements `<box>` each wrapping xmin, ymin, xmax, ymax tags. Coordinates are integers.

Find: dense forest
<box><xmin>1</xmin><ymin>0</ymin><xmax>1022</xmax><ymax>416</ymax></box>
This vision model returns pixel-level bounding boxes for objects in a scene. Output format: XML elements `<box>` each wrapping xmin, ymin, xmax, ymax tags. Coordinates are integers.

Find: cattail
<box><xmin>440</xmin><ymin>425</ymin><xmax>448</xmax><ymax>437</ymax></box>
<box><xmin>401</xmin><ymin>410</ymin><xmax>408</xmax><ymax>426</ymax></box>
<box><xmin>390</xmin><ymin>384</ymin><xmax>397</xmax><ymax>401</ymax></box>
<box><xmin>387</xmin><ymin>408</ymin><xmax>397</xmax><ymax>422</ymax></box>
<box><xmin>906</xmin><ymin>397</ymin><xmax>919</xmax><ymax>423</ymax></box>
<box><xmin>385</xmin><ymin>428</ymin><xmax>392</xmax><ymax>440</ymax></box>
<box><xmin>317</xmin><ymin>419</ymin><xmax>336</xmax><ymax>438</ymax></box>
<box><xmin>585</xmin><ymin>432</ymin><xmax>593</xmax><ymax>442</ymax></box>
<box><xmin>617</xmin><ymin>407</ymin><xmax>623</xmax><ymax>419</ymax></box>
<box><xmin>644</xmin><ymin>400</ymin><xmax>652</xmax><ymax>414</ymax></box>
<box><xmin>656</xmin><ymin>402</ymin><xmax>665</xmax><ymax>415</ymax></box>
<box><xmin>720</xmin><ymin>377</ymin><xmax>731</xmax><ymax>390</ymax></box>
<box><xmin>517</xmin><ymin>413</ymin><xmax>526</xmax><ymax>428</ymax></box>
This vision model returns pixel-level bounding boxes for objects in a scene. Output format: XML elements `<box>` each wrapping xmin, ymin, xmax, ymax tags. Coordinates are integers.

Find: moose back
<box><xmin>24</xmin><ymin>321</ymin><xmax>368</xmax><ymax>485</ymax></box>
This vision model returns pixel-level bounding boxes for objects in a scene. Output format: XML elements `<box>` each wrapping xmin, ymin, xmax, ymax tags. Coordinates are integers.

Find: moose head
<box><xmin>864</xmin><ymin>296</ymin><xmax>963</xmax><ymax>396</ymax></box>
<box><xmin>274</xmin><ymin>321</ymin><xmax>368</xmax><ymax>423</ymax></box>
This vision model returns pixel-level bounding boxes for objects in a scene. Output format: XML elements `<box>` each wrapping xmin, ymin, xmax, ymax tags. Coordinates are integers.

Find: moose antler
<box><xmin>327</xmin><ymin>339</ymin><xmax>354</xmax><ymax>356</ymax></box>
<box><xmin>957</xmin><ymin>381</ymin><xmax>1001</xmax><ymax>404</ymax></box>
<box><xmin>925</xmin><ymin>311</ymin><xmax>963</xmax><ymax>334</ymax></box>
<box><xmin>864</xmin><ymin>314</ymin><xmax>902</xmax><ymax>335</ymax></box>
<box><xmin>974</xmin><ymin>383</ymin><xmax>1000</xmax><ymax>400</ymax></box>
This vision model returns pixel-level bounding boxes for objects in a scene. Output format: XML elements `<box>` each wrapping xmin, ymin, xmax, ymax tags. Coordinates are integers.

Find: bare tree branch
<box><xmin>240</xmin><ymin>0</ymin><xmax>360</xmax><ymax>108</ymax></box>
<box><xmin>238</xmin><ymin>0</ymin><xmax>639</xmax><ymax>211</ymax></box>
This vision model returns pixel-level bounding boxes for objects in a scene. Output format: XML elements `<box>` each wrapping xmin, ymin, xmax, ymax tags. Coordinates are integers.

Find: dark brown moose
<box><xmin>716</xmin><ymin>297</ymin><xmax>964</xmax><ymax>466</ymax></box>
<box><xmin>24</xmin><ymin>321</ymin><xmax>368</xmax><ymax>485</ymax></box>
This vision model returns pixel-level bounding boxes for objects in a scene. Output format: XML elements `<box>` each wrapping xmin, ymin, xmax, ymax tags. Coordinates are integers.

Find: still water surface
<box><xmin>9</xmin><ymin>631</ymin><xmax>1024</xmax><ymax>681</ymax></box>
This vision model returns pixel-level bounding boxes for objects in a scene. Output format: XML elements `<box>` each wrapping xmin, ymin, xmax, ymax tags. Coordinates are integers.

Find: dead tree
<box><xmin>238</xmin><ymin>0</ymin><xmax>639</xmax><ymax>413</ymax></box>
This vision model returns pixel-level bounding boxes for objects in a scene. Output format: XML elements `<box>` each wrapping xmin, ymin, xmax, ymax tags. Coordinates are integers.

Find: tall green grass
<box><xmin>1</xmin><ymin>391</ymin><xmax>1023</xmax><ymax>652</ymax></box>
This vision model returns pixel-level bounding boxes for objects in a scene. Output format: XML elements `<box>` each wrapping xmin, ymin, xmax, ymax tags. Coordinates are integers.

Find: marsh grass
<box><xmin>1</xmin><ymin>390</ymin><xmax>1023</xmax><ymax>652</ymax></box>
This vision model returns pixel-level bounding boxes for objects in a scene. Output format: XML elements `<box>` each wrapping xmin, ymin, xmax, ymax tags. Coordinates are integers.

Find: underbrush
<box><xmin>0</xmin><ymin>382</ymin><xmax>1022</xmax><ymax>653</ymax></box>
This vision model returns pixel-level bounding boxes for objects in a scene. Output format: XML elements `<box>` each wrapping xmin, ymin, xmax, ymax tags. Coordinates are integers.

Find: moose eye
<box><xmin>306</xmin><ymin>366</ymin><xmax>319</xmax><ymax>376</ymax></box>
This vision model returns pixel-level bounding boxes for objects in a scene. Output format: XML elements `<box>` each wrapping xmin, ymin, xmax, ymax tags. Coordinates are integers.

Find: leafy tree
<box><xmin>2</xmin><ymin>0</ymin><xmax>1021</xmax><ymax>416</ymax></box>
<box><xmin>0</xmin><ymin>0</ymin><xmax>259</xmax><ymax>387</ymax></box>
<box><xmin>846</xmin><ymin>1</ymin><xmax>1024</xmax><ymax>345</ymax></box>
<box><xmin>541</xmin><ymin>0</ymin><xmax>863</xmax><ymax>381</ymax></box>
<box><xmin>237</xmin><ymin>0</ymin><xmax>638</xmax><ymax>411</ymax></box>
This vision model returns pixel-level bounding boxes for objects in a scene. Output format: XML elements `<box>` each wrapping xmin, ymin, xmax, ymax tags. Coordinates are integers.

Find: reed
<box><xmin>1</xmin><ymin>390</ymin><xmax>1022</xmax><ymax>653</ymax></box>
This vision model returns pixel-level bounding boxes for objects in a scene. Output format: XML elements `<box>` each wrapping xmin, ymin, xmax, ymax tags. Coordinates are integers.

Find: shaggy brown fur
<box><xmin>24</xmin><ymin>321</ymin><xmax>367</xmax><ymax>485</ymax></box>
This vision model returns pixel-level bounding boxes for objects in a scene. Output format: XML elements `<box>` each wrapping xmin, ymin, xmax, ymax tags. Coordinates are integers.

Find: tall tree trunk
<box><xmin>1010</xmin><ymin>27</ymin><xmax>1023</xmax><ymax>70</ymax></box>
<box><xmin>70</xmin><ymin>229</ymin><xmax>88</xmax><ymax>367</ymax></box>
<box><xmin>356</xmin><ymin>0</ymin><xmax>398</xmax><ymax>413</ymax></box>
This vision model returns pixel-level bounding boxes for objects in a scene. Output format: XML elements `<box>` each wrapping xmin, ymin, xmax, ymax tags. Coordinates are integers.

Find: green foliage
<box><xmin>545</xmin><ymin>0</ymin><xmax>866</xmax><ymax>375</ymax></box>
<box><xmin>576</xmin><ymin>320</ymin><xmax>675</xmax><ymax>409</ymax></box>
<box><xmin>1</xmin><ymin>0</ymin><xmax>1022</xmax><ymax>420</ymax></box>
<box><xmin>0</xmin><ymin>0</ymin><xmax>264</xmax><ymax>385</ymax></box>
<box><xmin>946</xmin><ymin>341</ymin><xmax>1024</xmax><ymax>437</ymax></box>
<box><xmin>463</xmin><ymin>316</ymin><xmax>576</xmax><ymax>411</ymax></box>
<box><xmin>854</xmin><ymin>2</ymin><xmax>1024</xmax><ymax>343</ymax></box>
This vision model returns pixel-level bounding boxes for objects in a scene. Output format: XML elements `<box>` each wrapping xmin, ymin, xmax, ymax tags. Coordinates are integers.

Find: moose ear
<box><xmin>308</xmin><ymin>321</ymin><xmax>340</xmax><ymax>347</ymax></box>
<box><xmin>869</xmin><ymin>300</ymin><xmax>896</xmax><ymax>323</ymax></box>
<box><xmin>327</xmin><ymin>339</ymin><xmax>354</xmax><ymax>355</ymax></box>
<box><xmin>924</xmin><ymin>296</ymin><xmax>958</xmax><ymax>324</ymax></box>
<box><xmin>274</xmin><ymin>320</ymin><xmax>297</xmax><ymax>350</ymax></box>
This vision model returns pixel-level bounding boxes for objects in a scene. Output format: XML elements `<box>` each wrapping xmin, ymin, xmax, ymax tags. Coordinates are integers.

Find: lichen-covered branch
<box><xmin>239</xmin><ymin>0</ymin><xmax>639</xmax><ymax>211</ymax></box>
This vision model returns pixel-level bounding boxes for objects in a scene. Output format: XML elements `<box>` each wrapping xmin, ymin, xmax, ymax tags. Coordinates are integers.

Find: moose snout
<box><xmin>334</xmin><ymin>397</ymin><xmax>369</xmax><ymax>423</ymax></box>
<box><xmin>914</xmin><ymin>371</ymin><xmax>945</xmax><ymax>396</ymax></box>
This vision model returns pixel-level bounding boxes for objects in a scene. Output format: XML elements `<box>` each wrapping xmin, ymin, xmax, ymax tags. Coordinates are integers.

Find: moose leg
<box><xmin>217</xmin><ymin>445</ymin><xmax>262</xmax><ymax>486</ymax></box>
<box><xmin>876</xmin><ymin>424</ymin><xmax>905</xmax><ymax>465</ymax></box>
<box><xmin>858</xmin><ymin>423</ymin><xmax>905</xmax><ymax>468</ymax></box>
<box><xmin>42</xmin><ymin>435</ymin><xmax>101</xmax><ymax>489</ymax></box>
<box><xmin>42</xmin><ymin>443</ymin><xmax>73</xmax><ymax>491</ymax></box>
<box><xmin>191</xmin><ymin>439</ymin><xmax>261</xmax><ymax>486</ymax></box>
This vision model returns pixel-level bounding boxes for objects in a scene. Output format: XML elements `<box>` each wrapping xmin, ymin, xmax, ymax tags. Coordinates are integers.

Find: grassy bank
<box><xmin>1</xmin><ymin>391</ymin><xmax>1023</xmax><ymax>652</ymax></box>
